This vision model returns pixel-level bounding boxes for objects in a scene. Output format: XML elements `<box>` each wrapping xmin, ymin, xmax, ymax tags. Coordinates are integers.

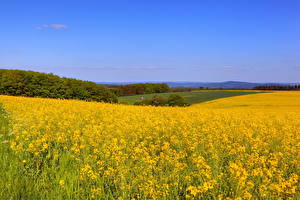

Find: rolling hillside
<box><xmin>118</xmin><ymin>90</ymin><xmax>261</xmax><ymax>105</ymax></box>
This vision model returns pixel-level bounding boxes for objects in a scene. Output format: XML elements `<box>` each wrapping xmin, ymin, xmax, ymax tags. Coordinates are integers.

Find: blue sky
<box><xmin>1</xmin><ymin>0</ymin><xmax>300</xmax><ymax>82</ymax></box>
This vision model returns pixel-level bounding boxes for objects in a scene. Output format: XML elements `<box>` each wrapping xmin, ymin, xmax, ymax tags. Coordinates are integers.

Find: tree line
<box><xmin>134</xmin><ymin>94</ymin><xmax>190</xmax><ymax>107</ymax></box>
<box><xmin>0</xmin><ymin>69</ymin><xmax>118</xmax><ymax>102</ymax></box>
<box><xmin>254</xmin><ymin>84</ymin><xmax>300</xmax><ymax>90</ymax></box>
<box><xmin>110</xmin><ymin>83</ymin><xmax>171</xmax><ymax>96</ymax></box>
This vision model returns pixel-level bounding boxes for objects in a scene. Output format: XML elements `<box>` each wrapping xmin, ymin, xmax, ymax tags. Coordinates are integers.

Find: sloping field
<box><xmin>0</xmin><ymin>92</ymin><xmax>299</xmax><ymax>199</ymax></box>
<box><xmin>118</xmin><ymin>90</ymin><xmax>261</xmax><ymax>104</ymax></box>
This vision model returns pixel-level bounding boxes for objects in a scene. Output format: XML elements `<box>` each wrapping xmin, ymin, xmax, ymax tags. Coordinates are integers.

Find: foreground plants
<box><xmin>0</xmin><ymin>92</ymin><xmax>299</xmax><ymax>199</ymax></box>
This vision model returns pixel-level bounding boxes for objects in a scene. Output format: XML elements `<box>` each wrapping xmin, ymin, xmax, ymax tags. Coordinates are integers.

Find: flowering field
<box><xmin>0</xmin><ymin>92</ymin><xmax>299</xmax><ymax>199</ymax></box>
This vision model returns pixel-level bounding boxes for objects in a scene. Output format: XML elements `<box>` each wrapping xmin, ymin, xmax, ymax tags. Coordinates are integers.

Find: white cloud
<box><xmin>36</xmin><ymin>24</ymin><xmax>68</xmax><ymax>30</ymax></box>
<box><xmin>50</xmin><ymin>24</ymin><xmax>68</xmax><ymax>29</ymax></box>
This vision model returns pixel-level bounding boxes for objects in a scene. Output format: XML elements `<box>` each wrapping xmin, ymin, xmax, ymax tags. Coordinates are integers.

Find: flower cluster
<box><xmin>0</xmin><ymin>91</ymin><xmax>299</xmax><ymax>199</ymax></box>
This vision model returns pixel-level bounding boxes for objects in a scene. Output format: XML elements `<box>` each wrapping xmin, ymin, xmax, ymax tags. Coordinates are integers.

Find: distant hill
<box><xmin>98</xmin><ymin>81</ymin><xmax>296</xmax><ymax>89</ymax></box>
<box><xmin>165</xmin><ymin>81</ymin><xmax>261</xmax><ymax>89</ymax></box>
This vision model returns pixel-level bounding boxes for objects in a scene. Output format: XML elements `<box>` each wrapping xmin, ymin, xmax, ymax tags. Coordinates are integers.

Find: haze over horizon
<box><xmin>1</xmin><ymin>0</ymin><xmax>300</xmax><ymax>83</ymax></box>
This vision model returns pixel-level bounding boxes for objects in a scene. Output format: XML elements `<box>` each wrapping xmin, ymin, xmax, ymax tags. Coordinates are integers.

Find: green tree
<box><xmin>0</xmin><ymin>69</ymin><xmax>118</xmax><ymax>103</ymax></box>
<box><xmin>167</xmin><ymin>94</ymin><xmax>188</xmax><ymax>106</ymax></box>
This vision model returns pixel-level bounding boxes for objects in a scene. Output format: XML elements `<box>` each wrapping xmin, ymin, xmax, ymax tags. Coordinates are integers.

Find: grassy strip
<box><xmin>0</xmin><ymin>105</ymin><xmax>34</xmax><ymax>199</ymax></box>
<box><xmin>0</xmin><ymin>104</ymin><xmax>85</xmax><ymax>199</ymax></box>
<box><xmin>0</xmin><ymin>104</ymin><xmax>19</xmax><ymax>199</ymax></box>
<box><xmin>118</xmin><ymin>90</ymin><xmax>262</xmax><ymax>105</ymax></box>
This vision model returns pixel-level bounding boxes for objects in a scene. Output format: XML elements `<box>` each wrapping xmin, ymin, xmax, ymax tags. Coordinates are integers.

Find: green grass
<box><xmin>0</xmin><ymin>104</ymin><xmax>82</xmax><ymax>199</ymax></box>
<box><xmin>0</xmin><ymin>105</ymin><xmax>34</xmax><ymax>199</ymax></box>
<box><xmin>118</xmin><ymin>90</ymin><xmax>262</xmax><ymax>105</ymax></box>
<box><xmin>0</xmin><ymin>104</ymin><xmax>18</xmax><ymax>199</ymax></box>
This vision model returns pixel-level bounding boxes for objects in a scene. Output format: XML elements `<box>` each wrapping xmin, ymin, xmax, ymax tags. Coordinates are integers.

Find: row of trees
<box><xmin>111</xmin><ymin>83</ymin><xmax>171</xmax><ymax>96</ymax></box>
<box><xmin>0</xmin><ymin>69</ymin><xmax>118</xmax><ymax>102</ymax></box>
<box><xmin>134</xmin><ymin>94</ymin><xmax>190</xmax><ymax>107</ymax></box>
<box><xmin>254</xmin><ymin>84</ymin><xmax>300</xmax><ymax>90</ymax></box>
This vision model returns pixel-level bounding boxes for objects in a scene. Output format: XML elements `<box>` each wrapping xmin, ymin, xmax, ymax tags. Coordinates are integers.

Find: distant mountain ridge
<box><xmin>98</xmin><ymin>81</ymin><xmax>297</xmax><ymax>89</ymax></box>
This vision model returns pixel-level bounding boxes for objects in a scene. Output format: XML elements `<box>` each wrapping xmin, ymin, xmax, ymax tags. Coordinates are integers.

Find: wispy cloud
<box><xmin>223</xmin><ymin>66</ymin><xmax>234</xmax><ymax>70</ymax></box>
<box><xmin>36</xmin><ymin>24</ymin><xmax>69</xmax><ymax>30</ymax></box>
<box><xmin>98</xmin><ymin>66</ymin><xmax>174</xmax><ymax>71</ymax></box>
<box><xmin>293</xmin><ymin>66</ymin><xmax>300</xmax><ymax>71</ymax></box>
<box><xmin>62</xmin><ymin>66</ymin><xmax>175</xmax><ymax>71</ymax></box>
<box><xmin>5</xmin><ymin>66</ymin><xmax>175</xmax><ymax>71</ymax></box>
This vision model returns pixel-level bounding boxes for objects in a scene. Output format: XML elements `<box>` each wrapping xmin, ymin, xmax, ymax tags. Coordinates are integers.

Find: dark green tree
<box><xmin>167</xmin><ymin>94</ymin><xmax>188</xmax><ymax>106</ymax></box>
<box><xmin>0</xmin><ymin>69</ymin><xmax>118</xmax><ymax>103</ymax></box>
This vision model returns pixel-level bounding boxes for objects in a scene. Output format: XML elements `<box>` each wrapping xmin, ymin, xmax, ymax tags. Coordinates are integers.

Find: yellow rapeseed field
<box><xmin>0</xmin><ymin>91</ymin><xmax>299</xmax><ymax>199</ymax></box>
